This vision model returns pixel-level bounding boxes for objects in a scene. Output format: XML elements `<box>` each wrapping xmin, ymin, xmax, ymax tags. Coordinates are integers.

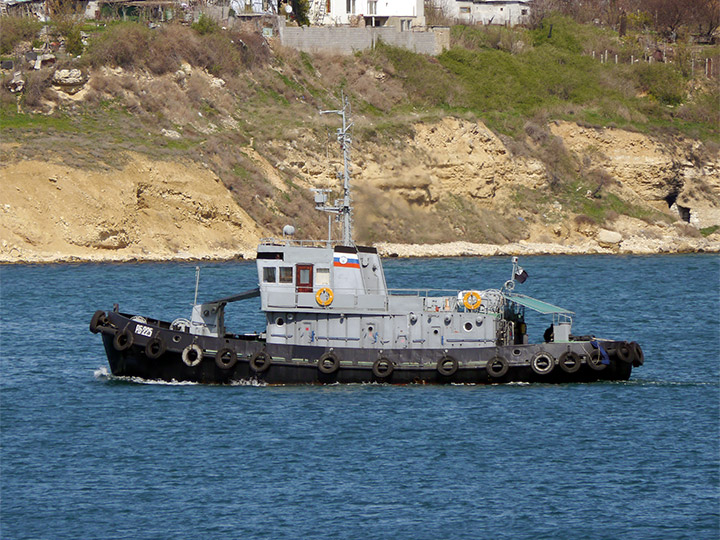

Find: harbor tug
<box><xmin>90</xmin><ymin>101</ymin><xmax>644</xmax><ymax>384</ymax></box>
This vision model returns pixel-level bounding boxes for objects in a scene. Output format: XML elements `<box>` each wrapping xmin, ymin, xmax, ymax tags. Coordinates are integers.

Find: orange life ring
<box><xmin>462</xmin><ymin>291</ymin><xmax>482</xmax><ymax>311</ymax></box>
<box><xmin>316</xmin><ymin>287</ymin><xmax>334</xmax><ymax>307</ymax></box>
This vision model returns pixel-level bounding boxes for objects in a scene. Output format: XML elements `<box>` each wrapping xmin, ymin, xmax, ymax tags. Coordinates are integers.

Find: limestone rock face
<box><xmin>2</xmin><ymin>113</ymin><xmax>718</xmax><ymax>262</ymax></box>
<box><xmin>550</xmin><ymin>121</ymin><xmax>720</xmax><ymax>228</ymax></box>
<box><xmin>0</xmin><ymin>154</ymin><xmax>260</xmax><ymax>263</ymax></box>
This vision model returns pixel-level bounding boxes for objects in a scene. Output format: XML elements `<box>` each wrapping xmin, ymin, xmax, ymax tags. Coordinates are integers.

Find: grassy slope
<box><xmin>1</xmin><ymin>15</ymin><xmax>718</xmax><ymax>244</ymax></box>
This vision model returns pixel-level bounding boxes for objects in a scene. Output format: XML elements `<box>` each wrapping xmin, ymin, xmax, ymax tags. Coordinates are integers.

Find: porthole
<box><xmin>433</xmin><ymin>329</ymin><xmax>439</xmax><ymax>335</ymax></box>
<box><xmin>513</xmin><ymin>349</ymin><xmax>521</xmax><ymax>356</ymax></box>
<box><xmin>464</xmin><ymin>322</ymin><xmax>473</xmax><ymax>332</ymax></box>
<box><xmin>172</xmin><ymin>335</ymin><xmax>181</xmax><ymax>343</ymax></box>
<box><xmin>276</xmin><ymin>317</ymin><xmax>285</xmax><ymax>326</ymax></box>
<box><xmin>368</xmin><ymin>325</ymin><xmax>374</xmax><ymax>332</ymax></box>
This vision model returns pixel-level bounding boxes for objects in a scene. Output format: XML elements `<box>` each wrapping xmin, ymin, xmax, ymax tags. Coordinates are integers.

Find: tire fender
<box><xmin>145</xmin><ymin>336</ymin><xmax>166</xmax><ymax>360</ymax></box>
<box><xmin>437</xmin><ymin>355</ymin><xmax>459</xmax><ymax>376</ymax></box>
<box><xmin>113</xmin><ymin>327</ymin><xmax>134</xmax><ymax>351</ymax></box>
<box><xmin>182</xmin><ymin>344</ymin><xmax>203</xmax><ymax>367</ymax></box>
<box><xmin>531</xmin><ymin>352</ymin><xmax>554</xmax><ymax>375</ymax></box>
<box><xmin>372</xmin><ymin>357</ymin><xmax>394</xmax><ymax>379</ymax></box>
<box><xmin>250</xmin><ymin>351</ymin><xmax>271</xmax><ymax>373</ymax></box>
<box><xmin>318</xmin><ymin>352</ymin><xmax>340</xmax><ymax>374</ymax></box>
<box><xmin>215</xmin><ymin>348</ymin><xmax>238</xmax><ymax>370</ymax></box>
<box><xmin>486</xmin><ymin>356</ymin><xmax>509</xmax><ymax>378</ymax></box>
<box><xmin>558</xmin><ymin>351</ymin><xmax>581</xmax><ymax>373</ymax></box>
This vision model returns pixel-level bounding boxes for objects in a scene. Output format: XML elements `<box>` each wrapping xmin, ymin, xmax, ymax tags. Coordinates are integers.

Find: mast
<box><xmin>318</xmin><ymin>93</ymin><xmax>354</xmax><ymax>246</ymax></box>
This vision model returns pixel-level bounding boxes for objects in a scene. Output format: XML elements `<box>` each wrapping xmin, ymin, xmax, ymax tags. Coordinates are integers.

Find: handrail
<box><xmin>259</xmin><ymin>237</ymin><xmax>332</xmax><ymax>247</ymax></box>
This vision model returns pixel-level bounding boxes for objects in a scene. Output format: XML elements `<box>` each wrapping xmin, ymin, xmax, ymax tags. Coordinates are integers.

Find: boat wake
<box><xmin>93</xmin><ymin>367</ymin><xmax>267</xmax><ymax>386</ymax></box>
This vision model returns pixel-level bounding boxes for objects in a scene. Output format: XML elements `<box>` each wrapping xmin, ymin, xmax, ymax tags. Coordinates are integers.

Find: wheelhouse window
<box><xmin>316</xmin><ymin>268</ymin><xmax>330</xmax><ymax>286</ymax></box>
<box><xmin>279</xmin><ymin>267</ymin><xmax>293</xmax><ymax>283</ymax></box>
<box><xmin>263</xmin><ymin>267</ymin><xmax>276</xmax><ymax>283</ymax></box>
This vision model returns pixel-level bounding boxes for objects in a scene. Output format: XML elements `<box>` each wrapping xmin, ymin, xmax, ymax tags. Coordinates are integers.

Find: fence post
<box><xmin>615</xmin><ymin>54</ymin><xmax>618</xmax><ymax>64</ymax></box>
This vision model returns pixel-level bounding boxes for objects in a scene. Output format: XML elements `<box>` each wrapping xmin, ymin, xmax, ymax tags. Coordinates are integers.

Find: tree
<box><xmin>642</xmin><ymin>0</ymin><xmax>694</xmax><ymax>39</ymax></box>
<box><xmin>689</xmin><ymin>0</ymin><xmax>720</xmax><ymax>40</ymax></box>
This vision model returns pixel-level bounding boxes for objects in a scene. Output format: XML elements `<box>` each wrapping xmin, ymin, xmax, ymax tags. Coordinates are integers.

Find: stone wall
<box><xmin>278</xmin><ymin>22</ymin><xmax>450</xmax><ymax>56</ymax></box>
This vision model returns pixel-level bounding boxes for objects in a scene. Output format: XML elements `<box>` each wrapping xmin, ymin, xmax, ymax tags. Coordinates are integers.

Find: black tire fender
<box><xmin>145</xmin><ymin>336</ymin><xmax>166</xmax><ymax>359</ymax></box>
<box><xmin>90</xmin><ymin>310</ymin><xmax>108</xmax><ymax>334</ymax></box>
<box><xmin>586</xmin><ymin>349</ymin><xmax>607</xmax><ymax>371</ymax></box>
<box><xmin>181</xmin><ymin>344</ymin><xmax>203</xmax><ymax>367</ymax></box>
<box><xmin>531</xmin><ymin>352</ymin><xmax>554</xmax><ymax>375</ymax></box>
<box><xmin>318</xmin><ymin>352</ymin><xmax>340</xmax><ymax>375</ymax></box>
<box><xmin>372</xmin><ymin>357</ymin><xmax>394</xmax><ymax>378</ymax></box>
<box><xmin>250</xmin><ymin>351</ymin><xmax>271</xmax><ymax>373</ymax></box>
<box><xmin>616</xmin><ymin>342</ymin><xmax>632</xmax><ymax>363</ymax></box>
<box><xmin>437</xmin><ymin>355</ymin><xmax>458</xmax><ymax>376</ymax></box>
<box><xmin>630</xmin><ymin>341</ymin><xmax>644</xmax><ymax>367</ymax></box>
<box><xmin>113</xmin><ymin>327</ymin><xmax>133</xmax><ymax>351</ymax></box>
<box><xmin>558</xmin><ymin>351</ymin><xmax>581</xmax><ymax>373</ymax></box>
<box><xmin>215</xmin><ymin>348</ymin><xmax>238</xmax><ymax>370</ymax></box>
<box><xmin>486</xmin><ymin>356</ymin><xmax>509</xmax><ymax>378</ymax></box>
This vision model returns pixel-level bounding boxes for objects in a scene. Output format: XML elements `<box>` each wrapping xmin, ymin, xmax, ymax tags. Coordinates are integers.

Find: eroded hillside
<box><xmin>1</xmin><ymin>16</ymin><xmax>719</xmax><ymax>262</ymax></box>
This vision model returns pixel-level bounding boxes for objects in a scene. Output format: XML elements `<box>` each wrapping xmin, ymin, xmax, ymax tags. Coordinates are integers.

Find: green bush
<box><xmin>84</xmin><ymin>22</ymin><xmax>153</xmax><ymax>68</ymax></box>
<box><xmin>0</xmin><ymin>16</ymin><xmax>42</xmax><ymax>55</ymax></box>
<box><xmin>191</xmin><ymin>14</ymin><xmax>219</xmax><ymax>35</ymax></box>
<box><xmin>634</xmin><ymin>63</ymin><xmax>685</xmax><ymax>105</ymax></box>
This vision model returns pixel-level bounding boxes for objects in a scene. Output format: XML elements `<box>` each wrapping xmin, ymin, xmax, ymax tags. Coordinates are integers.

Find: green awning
<box><xmin>506</xmin><ymin>294</ymin><xmax>573</xmax><ymax>315</ymax></box>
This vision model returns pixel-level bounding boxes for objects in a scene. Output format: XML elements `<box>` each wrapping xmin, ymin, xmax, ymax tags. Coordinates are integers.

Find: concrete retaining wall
<box><xmin>278</xmin><ymin>24</ymin><xmax>450</xmax><ymax>56</ymax></box>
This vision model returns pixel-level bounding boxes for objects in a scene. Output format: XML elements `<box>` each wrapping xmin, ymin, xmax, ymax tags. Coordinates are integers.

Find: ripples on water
<box><xmin>1</xmin><ymin>255</ymin><xmax>718</xmax><ymax>539</ymax></box>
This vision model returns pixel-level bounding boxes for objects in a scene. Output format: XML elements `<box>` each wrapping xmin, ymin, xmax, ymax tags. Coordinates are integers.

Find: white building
<box><xmin>309</xmin><ymin>0</ymin><xmax>425</xmax><ymax>28</ymax></box>
<box><xmin>441</xmin><ymin>0</ymin><xmax>530</xmax><ymax>26</ymax></box>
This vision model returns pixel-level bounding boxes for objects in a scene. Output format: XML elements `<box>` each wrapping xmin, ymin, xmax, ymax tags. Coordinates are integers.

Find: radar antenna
<box><xmin>318</xmin><ymin>93</ymin><xmax>354</xmax><ymax>246</ymax></box>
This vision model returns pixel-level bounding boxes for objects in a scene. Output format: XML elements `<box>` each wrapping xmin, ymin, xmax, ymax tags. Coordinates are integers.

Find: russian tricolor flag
<box><xmin>333</xmin><ymin>252</ymin><xmax>360</xmax><ymax>268</ymax></box>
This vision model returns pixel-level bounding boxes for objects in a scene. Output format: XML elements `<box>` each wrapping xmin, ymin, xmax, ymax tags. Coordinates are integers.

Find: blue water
<box><xmin>1</xmin><ymin>254</ymin><xmax>718</xmax><ymax>540</ymax></box>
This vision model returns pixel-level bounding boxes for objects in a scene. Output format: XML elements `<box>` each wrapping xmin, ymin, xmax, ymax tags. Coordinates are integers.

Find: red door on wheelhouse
<box><xmin>296</xmin><ymin>264</ymin><xmax>313</xmax><ymax>293</ymax></box>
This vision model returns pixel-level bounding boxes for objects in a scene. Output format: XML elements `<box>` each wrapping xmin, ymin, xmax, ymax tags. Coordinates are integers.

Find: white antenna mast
<box><xmin>318</xmin><ymin>92</ymin><xmax>354</xmax><ymax>246</ymax></box>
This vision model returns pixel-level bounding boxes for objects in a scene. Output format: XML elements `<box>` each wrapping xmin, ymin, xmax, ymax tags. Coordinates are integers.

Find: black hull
<box><xmin>94</xmin><ymin>311</ymin><xmax>641</xmax><ymax>385</ymax></box>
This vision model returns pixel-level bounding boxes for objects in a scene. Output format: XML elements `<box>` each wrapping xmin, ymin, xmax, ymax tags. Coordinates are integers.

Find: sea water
<box><xmin>1</xmin><ymin>255</ymin><xmax>718</xmax><ymax>540</ymax></box>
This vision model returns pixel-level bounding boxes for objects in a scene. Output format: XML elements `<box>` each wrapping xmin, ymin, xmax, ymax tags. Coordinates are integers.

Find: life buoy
<box><xmin>250</xmin><ymin>351</ymin><xmax>271</xmax><ymax>373</ymax></box>
<box><xmin>372</xmin><ymin>357</ymin><xmax>394</xmax><ymax>378</ymax></box>
<box><xmin>558</xmin><ymin>351</ymin><xmax>581</xmax><ymax>373</ymax></box>
<box><xmin>316</xmin><ymin>287</ymin><xmax>334</xmax><ymax>307</ymax></box>
<box><xmin>616</xmin><ymin>342</ymin><xmax>632</xmax><ymax>363</ymax></box>
<box><xmin>531</xmin><ymin>352</ymin><xmax>554</xmax><ymax>375</ymax></box>
<box><xmin>215</xmin><ymin>348</ymin><xmax>237</xmax><ymax>370</ymax></box>
<box><xmin>486</xmin><ymin>356</ymin><xmax>509</xmax><ymax>378</ymax></box>
<box><xmin>586</xmin><ymin>349</ymin><xmax>607</xmax><ymax>371</ymax></box>
<box><xmin>90</xmin><ymin>310</ymin><xmax>108</xmax><ymax>334</ymax></box>
<box><xmin>630</xmin><ymin>341</ymin><xmax>644</xmax><ymax>367</ymax></box>
<box><xmin>318</xmin><ymin>351</ymin><xmax>340</xmax><ymax>374</ymax></box>
<box><xmin>113</xmin><ymin>327</ymin><xmax>133</xmax><ymax>351</ymax></box>
<box><xmin>145</xmin><ymin>336</ymin><xmax>166</xmax><ymax>359</ymax></box>
<box><xmin>182</xmin><ymin>344</ymin><xmax>203</xmax><ymax>367</ymax></box>
<box><xmin>462</xmin><ymin>291</ymin><xmax>482</xmax><ymax>311</ymax></box>
<box><xmin>437</xmin><ymin>355</ymin><xmax>458</xmax><ymax>376</ymax></box>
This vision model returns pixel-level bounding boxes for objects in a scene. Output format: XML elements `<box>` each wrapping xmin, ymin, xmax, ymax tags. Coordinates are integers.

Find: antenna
<box><xmin>319</xmin><ymin>92</ymin><xmax>354</xmax><ymax>246</ymax></box>
<box><xmin>194</xmin><ymin>266</ymin><xmax>201</xmax><ymax>305</ymax></box>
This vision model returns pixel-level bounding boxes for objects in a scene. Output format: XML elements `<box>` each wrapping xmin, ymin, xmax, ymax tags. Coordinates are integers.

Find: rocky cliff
<box><xmin>2</xmin><ymin>116</ymin><xmax>718</xmax><ymax>263</ymax></box>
